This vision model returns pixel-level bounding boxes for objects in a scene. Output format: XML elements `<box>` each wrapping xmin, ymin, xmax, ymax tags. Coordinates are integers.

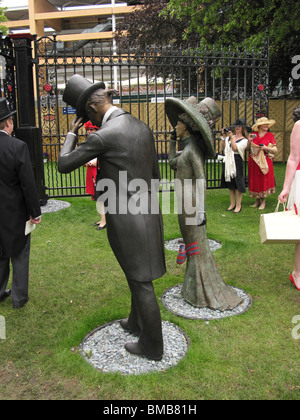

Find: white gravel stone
<box><xmin>161</xmin><ymin>284</ymin><xmax>252</xmax><ymax>320</ymax></box>
<box><xmin>79</xmin><ymin>320</ymin><xmax>190</xmax><ymax>375</ymax></box>
<box><xmin>163</xmin><ymin>238</ymin><xmax>252</xmax><ymax>319</ymax></box>
<box><xmin>41</xmin><ymin>199</ymin><xmax>70</xmax><ymax>213</ymax></box>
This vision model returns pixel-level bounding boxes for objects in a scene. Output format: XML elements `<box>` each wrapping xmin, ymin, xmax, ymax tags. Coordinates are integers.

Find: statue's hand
<box><xmin>170</xmin><ymin>129</ymin><xmax>177</xmax><ymax>141</ymax></box>
<box><xmin>70</xmin><ymin>117</ymin><xmax>83</xmax><ymax>134</ymax></box>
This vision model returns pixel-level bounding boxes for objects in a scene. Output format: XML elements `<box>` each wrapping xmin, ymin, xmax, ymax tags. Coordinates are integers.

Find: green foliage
<box><xmin>117</xmin><ymin>0</ymin><xmax>300</xmax><ymax>89</ymax></box>
<box><xmin>166</xmin><ymin>0</ymin><xmax>298</xmax><ymax>50</ymax></box>
<box><xmin>0</xmin><ymin>1</ymin><xmax>7</xmax><ymax>35</ymax></box>
<box><xmin>165</xmin><ymin>0</ymin><xmax>300</xmax><ymax>87</ymax></box>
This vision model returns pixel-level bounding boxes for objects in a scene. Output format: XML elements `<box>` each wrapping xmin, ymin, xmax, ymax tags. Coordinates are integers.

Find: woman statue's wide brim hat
<box><xmin>63</xmin><ymin>74</ymin><xmax>106</xmax><ymax>121</ymax></box>
<box><xmin>165</xmin><ymin>96</ymin><xmax>221</xmax><ymax>158</ymax></box>
<box><xmin>252</xmin><ymin>117</ymin><xmax>276</xmax><ymax>132</ymax></box>
<box><xmin>0</xmin><ymin>98</ymin><xmax>16</xmax><ymax>122</ymax></box>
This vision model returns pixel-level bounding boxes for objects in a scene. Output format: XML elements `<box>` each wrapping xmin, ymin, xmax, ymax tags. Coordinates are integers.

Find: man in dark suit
<box><xmin>58</xmin><ymin>75</ymin><xmax>166</xmax><ymax>361</ymax></box>
<box><xmin>0</xmin><ymin>99</ymin><xmax>41</xmax><ymax>309</ymax></box>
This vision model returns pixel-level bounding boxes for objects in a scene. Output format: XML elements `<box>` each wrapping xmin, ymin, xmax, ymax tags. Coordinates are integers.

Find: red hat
<box><xmin>84</xmin><ymin>121</ymin><xmax>99</xmax><ymax>130</ymax></box>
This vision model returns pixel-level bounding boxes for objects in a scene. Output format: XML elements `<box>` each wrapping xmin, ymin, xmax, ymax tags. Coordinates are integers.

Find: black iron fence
<box><xmin>0</xmin><ymin>35</ymin><xmax>16</xmax><ymax>119</ymax></box>
<box><xmin>32</xmin><ymin>36</ymin><xmax>269</xmax><ymax>197</ymax></box>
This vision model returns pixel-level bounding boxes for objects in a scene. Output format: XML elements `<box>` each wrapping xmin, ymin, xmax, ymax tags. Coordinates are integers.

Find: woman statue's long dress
<box><xmin>169</xmin><ymin>135</ymin><xmax>243</xmax><ymax>311</ymax></box>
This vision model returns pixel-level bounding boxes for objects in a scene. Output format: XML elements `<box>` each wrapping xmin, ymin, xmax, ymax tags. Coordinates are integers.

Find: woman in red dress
<box><xmin>84</xmin><ymin>121</ymin><xmax>99</xmax><ymax>199</ymax></box>
<box><xmin>248</xmin><ymin>117</ymin><xmax>277</xmax><ymax>210</ymax></box>
<box><xmin>84</xmin><ymin>121</ymin><xmax>106</xmax><ymax>230</ymax></box>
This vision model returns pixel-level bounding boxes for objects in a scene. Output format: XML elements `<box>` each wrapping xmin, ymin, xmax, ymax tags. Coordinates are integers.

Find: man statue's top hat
<box><xmin>63</xmin><ymin>74</ymin><xmax>106</xmax><ymax>121</ymax></box>
<box><xmin>0</xmin><ymin>98</ymin><xmax>16</xmax><ymax>122</ymax></box>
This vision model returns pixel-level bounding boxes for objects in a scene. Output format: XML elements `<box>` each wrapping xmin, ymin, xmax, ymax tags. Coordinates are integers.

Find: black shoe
<box><xmin>125</xmin><ymin>342</ymin><xmax>163</xmax><ymax>361</ymax></box>
<box><xmin>233</xmin><ymin>206</ymin><xmax>242</xmax><ymax>213</ymax></box>
<box><xmin>0</xmin><ymin>289</ymin><xmax>11</xmax><ymax>303</ymax></box>
<box><xmin>120</xmin><ymin>319</ymin><xmax>140</xmax><ymax>337</ymax></box>
<box><xmin>96</xmin><ymin>224</ymin><xmax>106</xmax><ymax>230</ymax></box>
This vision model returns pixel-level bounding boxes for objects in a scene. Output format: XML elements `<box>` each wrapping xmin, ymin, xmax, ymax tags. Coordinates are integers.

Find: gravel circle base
<box><xmin>79</xmin><ymin>320</ymin><xmax>190</xmax><ymax>375</ymax></box>
<box><xmin>41</xmin><ymin>199</ymin><xmax>70</xmax><ymax>213</ymax></box>
<box><xmin>161</xmin><ymin>284</ymin><xmax>252</xmax><ymax>320</ymax></box>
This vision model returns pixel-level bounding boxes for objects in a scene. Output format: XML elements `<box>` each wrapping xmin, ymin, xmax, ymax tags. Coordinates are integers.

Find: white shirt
<box><xmin>102</xmin><ymin>106</ymin><xmax>119</xmax><ymax>126</ymax></box>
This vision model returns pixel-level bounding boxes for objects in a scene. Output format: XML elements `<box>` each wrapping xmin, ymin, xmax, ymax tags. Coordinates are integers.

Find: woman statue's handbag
<box><xmin>259</xmin><ymin>202</ymin><xmax>300</xmax><ymax>244</ymax></box>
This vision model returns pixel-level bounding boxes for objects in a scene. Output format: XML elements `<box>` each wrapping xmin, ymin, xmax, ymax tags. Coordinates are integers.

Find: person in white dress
<box><xmin>278</xmin><ymin>105</ymin><xmax>300</xmax><ymax>291</ymax></box>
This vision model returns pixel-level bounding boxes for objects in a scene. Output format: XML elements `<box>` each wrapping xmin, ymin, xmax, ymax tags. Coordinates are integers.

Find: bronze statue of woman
<box><xmin>166</xmin><ymin>97</ymin><xmax>243</xmax><ymax>311</ymax></box>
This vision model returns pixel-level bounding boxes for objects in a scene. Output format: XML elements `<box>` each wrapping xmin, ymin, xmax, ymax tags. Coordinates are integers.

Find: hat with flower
<box><xmin>84</xmin><ymin>121</ymin><xmax>99</xmax><ymax>130</ymax></box>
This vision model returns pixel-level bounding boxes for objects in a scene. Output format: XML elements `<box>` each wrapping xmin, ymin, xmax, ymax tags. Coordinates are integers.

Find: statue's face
<box><xmin>85</xmin><ymin>102</ymin><xmax>105</xmax><ymax>127</ymax></box>
<box><xmin>175</xmin><ymin>120</ymin><xmax>188</xmax><ymax>138</ymax></box>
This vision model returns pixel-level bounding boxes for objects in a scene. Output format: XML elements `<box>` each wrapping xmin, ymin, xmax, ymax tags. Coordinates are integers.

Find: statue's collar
<box><xmin>180</xmin><ymin>136</ymin><xmax>194</xmax><ymax>147</ymax></box>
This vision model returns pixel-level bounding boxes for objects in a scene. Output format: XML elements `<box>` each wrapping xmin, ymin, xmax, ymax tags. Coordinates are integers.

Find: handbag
<box><xmin>259</xmin><ymin>202</ymin><xmax>300</xmax><ymax>244</ymax></box>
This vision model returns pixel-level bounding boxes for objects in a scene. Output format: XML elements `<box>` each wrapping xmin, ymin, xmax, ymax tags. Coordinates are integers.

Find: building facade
<box><xmin>3</xmin><ymin>0</ymin><xmax>141</xmax><ymax>44</ymax></box>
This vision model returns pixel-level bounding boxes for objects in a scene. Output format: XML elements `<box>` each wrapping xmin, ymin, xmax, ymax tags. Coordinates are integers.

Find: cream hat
<box><xmin>252</xmin><ymin>117</ymin><xmax>276</xmax><ymax>132</ymax></box>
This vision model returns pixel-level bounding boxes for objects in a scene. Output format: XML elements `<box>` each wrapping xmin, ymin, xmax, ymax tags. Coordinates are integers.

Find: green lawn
<box><xmin>0</xmin><ymin>163</ymin><xmax>299</xmax><ymax>400</ymax></box>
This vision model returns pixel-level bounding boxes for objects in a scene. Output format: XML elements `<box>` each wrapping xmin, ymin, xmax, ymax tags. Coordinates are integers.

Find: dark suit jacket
<box><xmin>0</xmin><ymin>131</ymin><xmax>41</xmax><ymax>257</ymax></box>
<box><xmin>58</xmin><ymin>109</ymin><xmax>166</xmax><ymax>282</ymax></box>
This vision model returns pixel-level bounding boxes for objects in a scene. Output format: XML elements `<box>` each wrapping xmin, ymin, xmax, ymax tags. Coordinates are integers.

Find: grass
<box><xmin>0</xmin><ymin>163</ymin><xmax>299</xmax><ymax>400</ymax></box>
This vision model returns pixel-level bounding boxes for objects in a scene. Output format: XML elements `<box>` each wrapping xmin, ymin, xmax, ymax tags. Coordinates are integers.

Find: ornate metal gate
<box><xmin>34</xmin><ymin>35</ymin><xmax>269</xmax><ymax>197</ymax></box>
<box><xmin>0</xmin><ymin>35</ymin><xmax>16</xmax><ymax>121</ymax></box>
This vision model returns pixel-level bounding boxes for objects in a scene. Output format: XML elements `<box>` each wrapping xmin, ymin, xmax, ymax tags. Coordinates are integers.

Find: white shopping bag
<box><xmin>259</xmin><ymin>202</ymin><xmax>300</xmax><ymax>244</ymax></box>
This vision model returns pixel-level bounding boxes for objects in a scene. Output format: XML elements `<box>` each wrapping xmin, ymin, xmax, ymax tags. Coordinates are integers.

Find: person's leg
<box><xmin>234</xmin><ymin>191</ymin><xmax>243</xmax><ymax>213</ymax></box>
<box><xmin>293</xmin><ymin>243</ymin><xmax>300</xmax><ymax>289</ymax></box>
<box><xmin>11</xmin><ymin>236</ymin><xmax>31</xmax><ymax>309</ymax></box>
<box><xmin>125</xmin><ymin>279</ymin><xmax>163</xmax><ymax>360</ymax></box>
<box><xmin>250</xmin><ymin>198</ymin><xmax>261</xmax><ymax>207</ymax></box>
<box><xmin>259</xmin><ymin>198</ymin><xmax>266</xmax><ymax>210</ymax></box>
<box><xmin>227</xmin><ymin>189</ymin><xmax>236</xmax><ymax>211</ymax></box>
<box><xmin>96</xmin><ymin>201</ymin><xmax>107</xmax><ymax>229</ymax></box>
<box><xmin>0</xmin><ymin>256</ymin><xmax>10</xmax><ymax>301</ymax></box>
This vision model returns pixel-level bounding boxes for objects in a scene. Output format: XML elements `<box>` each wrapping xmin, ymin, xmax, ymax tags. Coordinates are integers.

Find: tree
<box><xmin>165</xmin><ymin>0</ymin><xmax>300</xmax><ymax>90</ymax></box>
<box><xmin>115</xmin><ymin>0</ymin><xmax>193</xmax><ymax>50</ymax></box>
<box><xmin>0</xmin><ymin>0</ymin><xmax>8</xmax><ymax>35</ymax></box>
<box><xmin>116</xmin><ymin>0</ymin><xmax>300</xmax><ymax>91</ymax></box>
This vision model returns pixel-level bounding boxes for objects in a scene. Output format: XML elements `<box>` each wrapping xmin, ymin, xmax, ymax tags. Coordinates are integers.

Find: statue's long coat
<box><xmin>58</xmin><ymin>109</ymin><xmax>166</xmax><ymax>282</ymax></box>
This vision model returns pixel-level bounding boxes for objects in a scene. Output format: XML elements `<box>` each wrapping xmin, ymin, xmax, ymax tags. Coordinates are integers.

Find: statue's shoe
<box><xmin>119</xmin><ymin>318</ymin><xmax>141</xmax><ymax>337</ymax></box>
<box><xmin>124</xmin><ymin>341</ymin><xmax>163</xmax><ymax>361</ymax></box>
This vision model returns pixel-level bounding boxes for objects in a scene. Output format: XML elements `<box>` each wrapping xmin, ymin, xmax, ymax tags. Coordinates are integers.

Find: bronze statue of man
<box><xmin>58</xmin><ymin>75</ymin><xmax>166</xmax><ymax>361</ymax></box>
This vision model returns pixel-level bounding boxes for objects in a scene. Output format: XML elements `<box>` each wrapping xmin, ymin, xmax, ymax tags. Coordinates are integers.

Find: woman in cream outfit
<box><xmin>220</xmin><ymin>119</ymin><xmax>250</xmax><ymax>213</ymax></box>
<box><xmin>278</xmin><ymin>105</ymin><xmax>300</xmax><ymax>291</ymax></box>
